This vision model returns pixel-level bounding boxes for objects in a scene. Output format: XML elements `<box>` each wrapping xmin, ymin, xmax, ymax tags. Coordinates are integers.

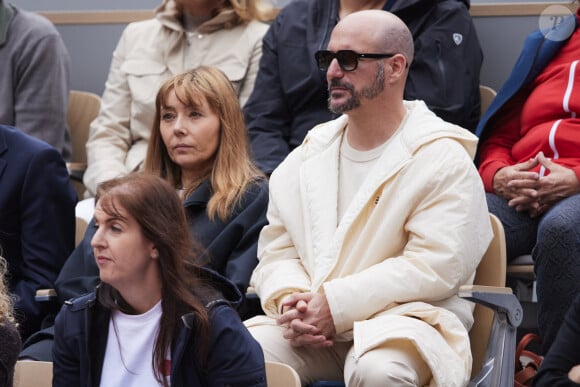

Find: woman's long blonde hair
<box><xmin>176</xmin><ymin>0</ymin><xmax>278</xmax><ymax>33</ymax></box>
<box><xmin>0</xmin><ymin>251</ymin><xmax>16</xmax><ymax>326</ymax></box>
<box><xmin>145</xmin><ymin>66</ymin><xmax>265</xmax><ymax>222</ymax></box>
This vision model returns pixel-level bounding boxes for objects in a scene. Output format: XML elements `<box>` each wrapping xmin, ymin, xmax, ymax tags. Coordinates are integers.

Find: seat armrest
<box><xmin>459</xmin><ymin>285</ymin><xmax>523</xmax><ymax>327</ymax></box>
<box><xmin>35</xmin><ymin>289</ymin><xmax>58</xmax><ymax>303</ymax></box>
<box><xmin>461</xmin><ymin>285</ymin><xmax>523</xmax><ymax>387</ymax></box>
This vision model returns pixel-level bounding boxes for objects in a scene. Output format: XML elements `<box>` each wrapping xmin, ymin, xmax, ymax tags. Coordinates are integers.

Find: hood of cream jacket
<box><xmin>301</xmin><ymin>100</ymin><xmax>478</xmax><ymax>162</ymax></box>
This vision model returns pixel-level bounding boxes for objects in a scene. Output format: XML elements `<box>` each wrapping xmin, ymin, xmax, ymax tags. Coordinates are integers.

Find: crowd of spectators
<box><xmin>1</xmin><ymin>0</ymin><xmax>579</xmax><ymax>385</ymax></box>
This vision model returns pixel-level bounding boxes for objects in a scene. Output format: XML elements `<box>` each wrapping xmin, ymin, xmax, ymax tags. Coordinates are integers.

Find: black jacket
<box><xmin>533</xmin><ymin>293</ymin><xmax>580</xmax><ymax>387</ymax></box>
<box><xmin>245</xmin><ymin>0</ymin><xmax>483</xmax><ymax>174</ymax></box>
<box><xmin>52</xmin><ymin>268</ymin><xmax>266</xmax><ymax>387</ymax></box>
<box><xmin>0</xmin><ymin>320</ymin><xmax>21</xmax><ymax>387</ymax></box>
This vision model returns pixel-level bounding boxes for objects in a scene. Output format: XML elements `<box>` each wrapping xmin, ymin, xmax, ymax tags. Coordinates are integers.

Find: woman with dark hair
<box><xmin>55</xmin><ymin>66</ymin><xmax>268</xmax><ymax>307</ymax></box>
<box><xmin>52</xmin><ymin>173</ymin><xmax>266</xmax><ymax>386</ymax></box>
<box><xmin>0</xmin><ymin>253</ymin><xmax>21</xmax><ymax>387</ymax></box>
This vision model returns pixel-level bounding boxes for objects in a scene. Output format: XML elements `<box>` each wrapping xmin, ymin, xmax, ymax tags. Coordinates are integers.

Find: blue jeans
<box><xmin>486</xmin><ymin>193</ymin><xmax>580</xmax><ymax>353</ymax></box>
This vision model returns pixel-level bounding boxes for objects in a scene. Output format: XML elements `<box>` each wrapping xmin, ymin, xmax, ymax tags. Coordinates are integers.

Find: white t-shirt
<box><xmin>338</xmin><ymin>134</ymin><xmax>389</xmax><ymax>221</ymax></box>
<box><xmin>100</xmin><ymin>301</ymin><xmax>170</xmax><ymax>387</ymax></box>
<box><xmin>338</xmin><ymin>113</ymin><xmax>410</xmax><ymax>221</ymax></box>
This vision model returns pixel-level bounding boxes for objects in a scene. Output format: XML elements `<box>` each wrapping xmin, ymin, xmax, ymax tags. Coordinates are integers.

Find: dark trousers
<box><xmin>486</xmin><ymin>193</ymin><xmax>580</xmax><ymax>353</ymax></box>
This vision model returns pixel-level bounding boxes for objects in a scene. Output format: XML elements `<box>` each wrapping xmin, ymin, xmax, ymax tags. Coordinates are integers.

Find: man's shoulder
<box><xmin>305</xmin><ymin>115</ymin><xmax>345</xmax><ymax>140</ymax></box>
<box><xmin>393</xmin><ymin>0</ymin><xmax>469</xmax><ymax>16</ymax></box>
<box><xmin>431</xmin><ymin>0</ymin><xmax>471</xmax><ymax>12</ymax></box>
<box><xmin>395</xmin><ymin>0</ymin><xmax>473</xmax><ymax>35</ymax></box>
<box><xmin>0</xmin><ymin>125</ymin><xmax>57</xmax><ymax>155</ymax></box>
<box><xmin>269</xmin><ymin>116</ymin><xmax>346</xmax><ymax>181</ymax></box>
<box><xmin>401</xmin><ymin>101</ymin><xmax>478</xmax><ymax>158</ymax></box>
<box><xmin>278</xmin><ymin>0</ymin><xmax>315</xmax><ymax>15</ymax></box>
<box><xmin>404</xmin><ymin>0</ymin><xmax>470</xmax><ymax>14</ymax></box>
<box><xmin>290</xmin><ymin>115</ymin><xmax>346</xmax><ymax>158</ymax></box>
<box><xmin>275</xmin><ymin>0</ymin><xmax>332</xmax><ymax>25</ymax></box>
<box><xmin>10</xmin><ymin>7</ymin><xmax>61</xmax><ymax>39</ymax></box>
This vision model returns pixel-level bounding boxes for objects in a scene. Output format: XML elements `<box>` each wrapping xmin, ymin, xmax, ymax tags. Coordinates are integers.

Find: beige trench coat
<box><xmin>83</xmin><ymin>0</ymin><xmax>268</xmax><ymax>195</ymax></box>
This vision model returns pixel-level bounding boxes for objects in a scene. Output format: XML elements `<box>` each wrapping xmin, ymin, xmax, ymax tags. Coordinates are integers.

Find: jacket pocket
<box><xmin>215</xmin><ymin>62</ymin><xmax>247</xmax><ymax>94</ymax></box>
<box><xmin>121</xmin><ymin>59</ymin><xmax>168</xmax><ymax>105</ymax></box>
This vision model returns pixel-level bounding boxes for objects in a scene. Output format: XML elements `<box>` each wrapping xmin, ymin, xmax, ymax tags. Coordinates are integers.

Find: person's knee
<box><xmin>347</xmin><ymin>356</ymin><xmax>421</xmax><ymax>386</ymax></box>
<box><xmin>535</xmin><ymin>206</ymin><xmax>580</xmax><ymax>266</ymax></box>
<box><xmin>539</xmin><ymin>211</ymin><xmax>576</xmax><ymax>239</ymax></box>
<box><xmin>345</xmin><ymin>340</ymin><xmax>430</xmax><ymax>387</ymax></box>
<box><xmin>246</xmin><ymin>322</ymin><xmax>301</xmax><ymax>365</ymax></box>
<box><xmin>246</xmin><ymin>323</ymin><xmax>283</xmax><ymax>361</ymax></box>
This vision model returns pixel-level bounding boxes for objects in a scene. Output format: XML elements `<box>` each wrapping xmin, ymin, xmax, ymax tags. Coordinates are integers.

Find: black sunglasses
<box><xmin>315</xmin><ymin>50</ymin><xmax>396</xmax><ymax>72</ymax></box>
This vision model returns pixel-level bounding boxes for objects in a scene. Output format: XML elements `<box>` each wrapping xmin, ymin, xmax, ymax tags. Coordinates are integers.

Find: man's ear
<box><xmin>388</xmin><ymin>54</ymin><xmax>408</xmax><ymax>82</ymax></box>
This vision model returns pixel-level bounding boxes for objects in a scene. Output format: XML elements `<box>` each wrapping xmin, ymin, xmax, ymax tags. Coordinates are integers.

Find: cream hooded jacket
<box><xmin>83</xmin><ymin>0</ymin><xmax>268</xmax><ymax>195</ymax></box>
<box><xmin>248</xmin><ymin>100</ymin><xmax>492</xmax><ymax>386</ymax></box>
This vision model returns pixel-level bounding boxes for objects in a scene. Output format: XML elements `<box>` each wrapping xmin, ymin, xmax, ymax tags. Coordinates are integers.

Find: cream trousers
<box><xmin>247</xmin><ymin>317</ymin><xmax>431</xmax><ymax>386</ymax></box>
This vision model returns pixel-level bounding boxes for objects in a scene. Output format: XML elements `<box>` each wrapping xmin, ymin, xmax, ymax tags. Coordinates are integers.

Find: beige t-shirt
<box><xmin>338</xmin><ymin>132</ymin><xmax>389</xmax><ymax>221</ymax></box>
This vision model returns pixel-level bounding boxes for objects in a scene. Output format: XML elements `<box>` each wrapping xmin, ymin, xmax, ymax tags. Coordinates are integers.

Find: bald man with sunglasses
<box><xmin>245</xmin><ymin>0</ymin><xmax>483</xmax><ymax>176</ymax></box>
<box><xmin>245</xmin><ymin>10</ymin><xmax>491</xmax><ymax>387</ymax></box>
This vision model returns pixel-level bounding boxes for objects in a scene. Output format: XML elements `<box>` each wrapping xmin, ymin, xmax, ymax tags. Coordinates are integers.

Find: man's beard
<box><xmin>327</xmin><ymin>62</ymin><xmax>385</xmax><ymax>114</ymax></box>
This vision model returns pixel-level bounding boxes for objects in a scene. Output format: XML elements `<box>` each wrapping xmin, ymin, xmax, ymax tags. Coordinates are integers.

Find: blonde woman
<box><xmin>0</xmin><ymin>253</ymin><xmax>21</xmax><ymax>387</ymax></box>
<box><xmin>145</xmin><ymin>66</ymin><xmax>268</xmax><ymax>304</ymax></box>
<box><xmin>84</xmin><ymin>0</ymin><xmax>275</xmax><ymax>196</ymax></box>
<box><xmin>54</xmin><ymin>67</ymin><xmax>268</xmax><ymax>319</ymax></box>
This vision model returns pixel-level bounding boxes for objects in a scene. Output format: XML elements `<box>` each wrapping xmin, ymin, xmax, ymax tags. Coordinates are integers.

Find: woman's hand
<box><xmin>534</xmin><ymin>152</ymin><xmax>580</xmax><ymax>206</ymax></box>
<box><xmin>493</xmin><ymin>158</ymin><xmax>539</xmax><ymax>201</ymax></box>
<box><xmin>277</xmin><ymin>292</ymin><xmax>335</xmax><ymax>349</ymax></box>
<box><xmin>508</xmin><ymin>152</ymin><xmax>580</xmax><ymax>217</ymax></box>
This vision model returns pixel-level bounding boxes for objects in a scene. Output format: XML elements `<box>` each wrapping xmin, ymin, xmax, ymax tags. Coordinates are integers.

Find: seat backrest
<box><xmin>479</xmin><ymin>85</ymin><xmax>497</xmax><ymax>117</ymax></box>
<box><xmin>13</xmin><ymin>360</ymin><xmax>53</xmax><ymax>387</ymax></box>
<box><xmin>75</xmin><ymin>216</ymin><xmax>89</xmax><ymax>247</ymax></box>
<box><xmin>265</xmin><ymin>361</ymin><xmax>301</xmax><ymax>387</ymax></box>
<box><xmin>67</xmin><ymin>90</ymin><xmax>101</xmax><ymax>164</ymax></box>
<box><xmin>469</xmin><ymin>213</ymin><xmax>507</xmax><ymax>378</ymax></box>
<box><xmin>507</xmin><ymin>254</ymin><xmax>535</xmax><ymax>280</ymax></box>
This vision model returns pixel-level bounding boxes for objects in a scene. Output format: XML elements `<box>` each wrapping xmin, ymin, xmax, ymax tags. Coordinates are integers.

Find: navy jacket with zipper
<box><xmin>52</xmin><ymin>268</ymin><xmax>267</xmax><ymax>387</ymax></box>
<box><xmin>245</xmin><ymin>0</ymin><xmax>483</xmax><ymax>174</ymax></box>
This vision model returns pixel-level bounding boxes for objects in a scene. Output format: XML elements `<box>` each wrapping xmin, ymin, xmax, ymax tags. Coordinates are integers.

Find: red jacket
<box><xmin>478</xmin><ymin>11</ymin><xmax>580</xmax><ymax>192</ymax></box>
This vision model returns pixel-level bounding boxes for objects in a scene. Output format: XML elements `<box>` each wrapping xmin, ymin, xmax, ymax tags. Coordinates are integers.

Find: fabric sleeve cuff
<box><xmin>480</xmin><ymin>161</ymin><xmax>507</xmax><ymax>193</ymax></box>
<box><xmin>322</xmin><ymin>281</ymin><xmax>349</xmax><ymax>334</ymax></box>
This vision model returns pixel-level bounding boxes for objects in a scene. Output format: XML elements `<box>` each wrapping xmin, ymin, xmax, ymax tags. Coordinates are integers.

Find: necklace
<box><xmin>111</xmin><ymin>312</ymin><xmax>140</xmax><ymax>375</ymax></box>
